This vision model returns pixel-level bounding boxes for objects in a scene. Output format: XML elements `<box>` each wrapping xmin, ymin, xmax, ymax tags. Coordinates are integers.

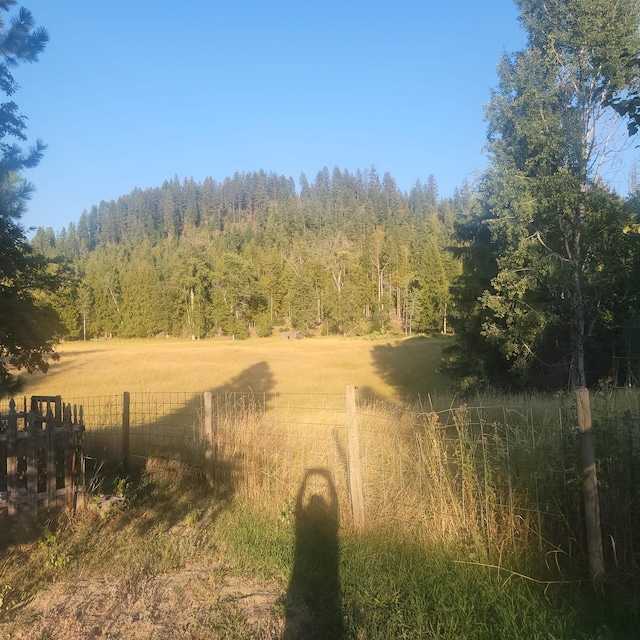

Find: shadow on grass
<box><xmin>211</xmin><ymin>360</ymin><xmax>275</xmax><ymax>396</ymax></box>
<box><xmin>283</xmin><ymin>468</ymin><xmax>344</xmax><ymax>640</ymax></box>
<box><xmin>80</xmin><ymin>362</ymin><xmax>277</xmax><ymax>534</ymax></box>
<box><xmin>0</xmin><ymin>507</ymin><xmax>62</xmax><ymax>555</ymax></box>
<box><xmin>14</xmin><ymin>349</ymin><xmax>106</xmax><ymax>389</ymax></box>
<box><xmin>370</xmin><ymin>335</ymin><xmax>453</xmax><ymax>401</ymax></box>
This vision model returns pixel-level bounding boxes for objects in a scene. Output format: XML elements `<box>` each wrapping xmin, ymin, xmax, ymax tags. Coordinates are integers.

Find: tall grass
<box><xmin>217</xmin><ymin>499</ymin><xmax>639</xmax><ymax>639</ymax></box>
<box><xmin>195</xmin><ymin>388</ymin><xmax>640</xmax><ymax>590</ymax></box>
<box><xmin>37</xmin><ymin>383</ymin><xmax>638</xmax><ymax>579</ymax></box>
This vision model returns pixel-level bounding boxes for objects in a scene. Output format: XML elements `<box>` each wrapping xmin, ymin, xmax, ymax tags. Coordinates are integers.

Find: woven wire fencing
<box><xmin>206</xmin><ymin>392</ymin><xmax>351</xmax><ymax>522</ymax></box>
<box><xmin>357</xmin><ymin>402</ymin><xmax>579</xmax><ymax>550</ymax></box>
<box><xmin>358</xmin><ymin>400</ymin><xmax>640</xmax><ymax>567</ymax></box>
<box><xmin>61</xmin><ymin>392</ymin><xmax>205</xmax><ymax>469</ymax></box>
<box><xmin>5</xmin><ymin>390</ymin><xmax>639</xmax><ymax>564</ymax></box>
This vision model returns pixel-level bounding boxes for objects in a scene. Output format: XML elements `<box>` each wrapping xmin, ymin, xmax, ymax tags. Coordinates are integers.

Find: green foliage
<box><xmin>254</xmin><ymin>313</ymin><xmax>273</xmax><ymax>337</ymax></box>
<box><xmin>0</xmin><ymin>583</ymin><xmax>15</xmax><ymax>612</ymax></box>
<box><xmin>185</xmin><ymin>507</ymin><xmax>203</xmax><ymax>527</ymax></box>
<box><xmin>40</xmin><ymin>525</ymin><xmax>71</xmax><ymax>571</ymax></box>
<box><xmin>113</xmin><ymin>476</ymin><xmax>135</xmax><ymax>500</ymax></box>
<box><xmin>0</xmin><ymin>4</ymin><xmax>63</xmax><ymax>394</ymax></box>
<box><xmin>449</xmin><ymin>0</ymin><xmax>640</xmax><ymax>391</ymax></box>
<box><xmin>34</xmin><ymin>168</ymin><xmax>461</xmax><ymax>342</ymax></box>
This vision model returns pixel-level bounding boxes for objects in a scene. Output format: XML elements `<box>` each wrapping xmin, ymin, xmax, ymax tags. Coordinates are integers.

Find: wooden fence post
<box><xmin>63</xmin><ymin>404</ymin><xmax>74</xmax><ymax>509</ymax></box>
<box><xmin>46</xmin><ymin>406</ymin><xmax>57</xmax><ymax>507</ymax></box>
<box><xmin>576</xmin><ymin>387</ymin><xmax>604</xmax><ymax>581</ymax></box>
<box><xmin>204</xmin><ymin>391</ymin><xmax>215</xmax><ymax>486</ymax></box>
<box><xmin>346</xmin><ymin>385</ymin><xmax>365</xmax><ymax>530</ymax></box>
<box><xmin>6</xmin><ymin>399</ymin><xmax>18</xmax><ymax>516</ymax></box>
<box><xmin>122</xmin><ymin>392</ymin><xmax>130</xmax><ymax>474</ymax></box>
<box><xmin>26</xmin><ymin>409</ymin><xmax>38</xmax><ymax>509</ymax></box>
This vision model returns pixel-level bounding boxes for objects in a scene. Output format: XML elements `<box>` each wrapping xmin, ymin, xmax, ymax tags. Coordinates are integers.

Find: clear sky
<box><xmin>13</xmin><ymin>1</ymin><xmax>531</xmax><ymax>232</ymax></box>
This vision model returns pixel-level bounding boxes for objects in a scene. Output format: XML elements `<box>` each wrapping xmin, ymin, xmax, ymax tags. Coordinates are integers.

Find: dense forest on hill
<box><xmin>32</xmin><ymin>167</ymin><xmax>471</xmax><ymax>342</ymax></box>
<box><xmin>28</xmin><ymin>161</ymin><xmax>640</xmax><ymax>391</ymax></box>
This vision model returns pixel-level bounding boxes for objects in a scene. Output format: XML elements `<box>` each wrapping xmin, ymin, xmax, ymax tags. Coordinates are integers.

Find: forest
<box><xmin>31</xmin><ymin>168</ymin><xmax>465</xmax><ymax>343</ymax></box>
<box><xmin>12</xmin><ymin>0</ymin><xmax>640</xmax><ymax>395</ymax></box>
<box><xmin>29</xmin><ymin>160</ymin><xmax>640</xmax><ymax>392</ymax></box>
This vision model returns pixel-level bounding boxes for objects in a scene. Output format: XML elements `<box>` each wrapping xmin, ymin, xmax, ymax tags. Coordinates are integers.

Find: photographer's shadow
<box><xmin>283</xmin><ymin>469</ymin><xmax>344</xmax><ymax>639</ymax></box>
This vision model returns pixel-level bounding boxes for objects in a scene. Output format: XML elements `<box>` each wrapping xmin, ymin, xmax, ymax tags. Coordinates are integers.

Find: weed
<box><xmin>0</xmin><ymin>583</ymin><xmax>14</xmax><ymax>611</ymax></box>
<box><xmin>40</xmin><ymin>525</ymin><xmax>71</xmax><ymax>571</ymax></box>
<box><xmin>113</xmin><ymin>476</ymin><xmax>135</xmax><ymax>500</ymax></box>
<box><xmin>279</xmin><ymin>499</ymin><xmax>295</xmax><ymax>527</ymax></box>
<box><xmin>185</xmin><ymin>507</ymin><xmax>203</xmax><ymax>527</ymax></box>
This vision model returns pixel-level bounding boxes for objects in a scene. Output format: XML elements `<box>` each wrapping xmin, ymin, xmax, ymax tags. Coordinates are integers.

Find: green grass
<box><xmin>2</xmin><ymin>459</ymin><xmax>639</xmax><ymax>638</ymax></box>
<box><xmin>217</xmin><ymin>500</ymin><xmax>640</xmax><ymax>639</ymax></box>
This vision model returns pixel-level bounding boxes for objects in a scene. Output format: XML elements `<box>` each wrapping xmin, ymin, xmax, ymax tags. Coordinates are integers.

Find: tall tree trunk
<box><xmin>569</xmin><ymin>203</ymin><xmax>589</xmax><ymax>390</ymax></box>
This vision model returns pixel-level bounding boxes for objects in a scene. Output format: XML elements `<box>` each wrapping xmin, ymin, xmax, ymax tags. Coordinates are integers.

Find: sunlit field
<box><xmin>17</xmin><ymin>334</ymin><xmax>453</xmax><ymax>401</ymax></box>
<box><xmin>5</xmin><ymin>337</ymin><xmax>640</xmax><ymax>637</ymax></box>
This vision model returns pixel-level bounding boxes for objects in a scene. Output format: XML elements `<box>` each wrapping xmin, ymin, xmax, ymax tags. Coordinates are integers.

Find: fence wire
<box><xmin>4</xmin><ymin>391</ymin><xmax>639</xmax><ymax>570</ymax></box>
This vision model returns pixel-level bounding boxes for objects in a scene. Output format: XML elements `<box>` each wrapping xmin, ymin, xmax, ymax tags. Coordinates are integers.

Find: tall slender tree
<box><xmin>456</xmin><ymin>0</ymin><xmax>640</xmax><ymax>580</ymax></box>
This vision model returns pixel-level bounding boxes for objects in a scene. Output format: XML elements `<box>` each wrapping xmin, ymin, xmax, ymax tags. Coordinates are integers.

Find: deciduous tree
<box><xmin>455</xmin><ymin>0</ymin><xmax>640</xmax><ymax>390</ymax></box>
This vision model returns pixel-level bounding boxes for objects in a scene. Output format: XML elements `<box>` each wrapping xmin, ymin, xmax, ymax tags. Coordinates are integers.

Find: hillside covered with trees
<box><xmin>32</xmin><ymin>168</ymin><xmax>468</xmax><ymax>342</ymax></box>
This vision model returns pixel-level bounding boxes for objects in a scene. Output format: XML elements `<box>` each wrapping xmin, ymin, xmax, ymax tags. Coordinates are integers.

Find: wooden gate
<box><xmin>0</xmin><ymin>396</ymin><xmax>85</xmax><ymax>515</ymax></box>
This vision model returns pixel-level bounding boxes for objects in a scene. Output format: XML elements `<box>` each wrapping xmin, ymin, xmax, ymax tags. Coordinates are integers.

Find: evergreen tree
<box><xmin>0</xmin><ymin>2</ymin><xmax>59</xmax><ymax>393</ymax></box>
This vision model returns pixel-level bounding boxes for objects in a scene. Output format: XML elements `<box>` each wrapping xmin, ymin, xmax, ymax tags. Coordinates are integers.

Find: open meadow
<box><xmin>17</xmin><ymin>334</ymin><xmax>453</xmax><ymax>402</ymax></box>
<box><xmin>3</xmin><ymin>335</ymin><xmax>640</xmax><ymax>638</ymax></box>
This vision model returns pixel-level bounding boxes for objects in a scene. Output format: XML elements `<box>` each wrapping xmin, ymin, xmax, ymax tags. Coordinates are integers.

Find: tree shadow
<box><xmin>81</xmin><ymin>362</ymin><xmax>277</xmax><ymax>533</ymax></box>
<box><xmin>370</xmin><ymin>335</ymin><xmax>453</xmax><ymax>401</ymax></box>
<box><xmin>212</xmin><ymin>360</ymin><xmax>275</xmax><ymax>395</ymax></box>
<box><xmin>283</xmin><ymin>468</ymin><xmax>344</xmax><ymax>640</ymax></box>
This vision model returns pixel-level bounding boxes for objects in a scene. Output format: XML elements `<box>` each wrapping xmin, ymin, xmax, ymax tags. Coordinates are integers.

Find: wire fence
<box><xmin>3</xmin><ymin>390</ymin><xmax>639</xmax><ymax>571</ymax></box>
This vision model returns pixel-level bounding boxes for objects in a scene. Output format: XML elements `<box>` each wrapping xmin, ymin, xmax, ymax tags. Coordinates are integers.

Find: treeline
<box><xmin>33</xmin><ymin>167</ymin><xmax>471</xmax><ymax>341</ymax></box>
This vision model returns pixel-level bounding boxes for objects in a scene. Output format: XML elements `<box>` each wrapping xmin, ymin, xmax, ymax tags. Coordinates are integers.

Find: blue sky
<box><xmin>14</xmin><ymin>1</ymin><xmax>531</xmax><ymax>232</ymax></box>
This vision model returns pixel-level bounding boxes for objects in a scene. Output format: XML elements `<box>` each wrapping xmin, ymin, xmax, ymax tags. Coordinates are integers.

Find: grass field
<box><xmin>3</xmin><ymin>336</ymin><xmax>640</xmax><ymax>637</ymax></box>
<box><xmin>16</xmin><ymin>334</ymin><xmax>453</xmax><ymax>401</ymax></box>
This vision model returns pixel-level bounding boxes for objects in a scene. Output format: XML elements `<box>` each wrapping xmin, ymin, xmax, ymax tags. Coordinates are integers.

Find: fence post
<box><xmin>346</xmin><ymin>385</ymin><xmax>365</xmax><ymax>530</ymax></box>
<box><xmin>122</xmin><ymin>392</ymin><xmax>130</xmax><ymax>474</ymax></box>
<box><xmin>46</xmin><ymin>406</ymin><xmax>57</xmax><ymax>507</ymax></box>
<box><xmin>6</xmin><ymin>399</ymin><xmax>18</xmax><ymax>516</ymax></box>
<box><xmin>576</xmin><ymin>387</ymin><xmax>604</xmax><ymax>581</ymax></box>
<box><xmin>63</xmin><ymin>404</ymin><xmax>74</xmax><ymax>510</ymax></box>
<box><xmin>204</xmin><ymin>391</ymin><xmax>215</xmax><ymax>485</ymax></box>
<box><xmin>26</xmin><ymin>409</ymin><xmax>38</xmax><ymax>509</ymax></box>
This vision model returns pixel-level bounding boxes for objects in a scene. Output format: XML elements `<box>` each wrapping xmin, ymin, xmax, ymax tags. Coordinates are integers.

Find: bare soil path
<box><xmin>0</xmin><ymin>560</ymin><xmax>284</xmax><ymax>639</ymax></box>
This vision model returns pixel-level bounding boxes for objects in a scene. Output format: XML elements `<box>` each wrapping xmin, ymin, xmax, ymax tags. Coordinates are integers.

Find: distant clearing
<box><xmin>18</xmin><ymin>335</ymin><xmax>453</xmax><ymax>402</ymax></box>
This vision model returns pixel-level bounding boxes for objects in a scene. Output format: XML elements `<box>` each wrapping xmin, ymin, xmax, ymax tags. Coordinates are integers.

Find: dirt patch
<box><xmin>0</xmin><ymin>563</ymin><xmax>284</xmax><ymax>639</ymax></box>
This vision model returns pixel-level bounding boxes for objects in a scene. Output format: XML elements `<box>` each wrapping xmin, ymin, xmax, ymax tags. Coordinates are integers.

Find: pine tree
<box><xmin>0</xmin><ymin>2</ymin><xmax>59</xmax><ymax>393</ymax></box>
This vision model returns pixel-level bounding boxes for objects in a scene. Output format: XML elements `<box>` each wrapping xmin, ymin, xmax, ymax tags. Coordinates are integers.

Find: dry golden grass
<box><xmin>18</xmin><ymin>334</ymin><xmax>453</xmax><ymax>401</ymax></box>
<box><xmin>15</xmin><ymin>334</ymin><xmax>519</xmax><ymax>548</ymax></box>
